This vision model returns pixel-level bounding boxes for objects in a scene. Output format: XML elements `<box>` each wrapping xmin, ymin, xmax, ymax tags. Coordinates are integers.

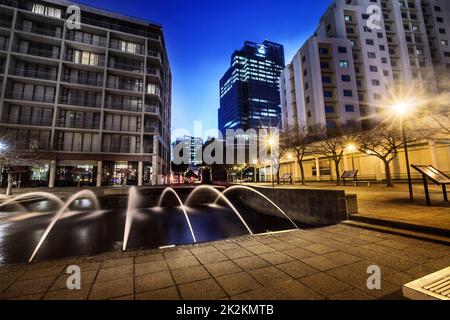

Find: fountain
<box><xmin>185</xmin><ymin>185</ymin><xmax>253</xmax><ymax>235</ymax></box>
<box><xmin>156</xmin><ymin>187</ymin><xmax>197</xmax><ymax>243</ymax></box>
<box><xmin>29</xmin><ymin>190</ymin><xmax>100</xmax><ymax>262</ymax></box>
<box><xmin>123</xmin><ymin>187</ymin><xmax>142</xmax><ymax>250</ymax></box>
<box><xmin>213</xmin><ymin>185</ymin><xmax>299</xmax><ymax>230</ymax></box>
<box><xmin>0</xmin><ymin>184</ymin><xmax>301</xmax><ymax>265</ymax></box>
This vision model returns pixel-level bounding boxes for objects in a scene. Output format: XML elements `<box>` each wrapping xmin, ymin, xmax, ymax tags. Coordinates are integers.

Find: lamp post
<box><xmin>287</xmin><ymin>153</ymin><xmax>293</xmax><ymax>184</ymax></box>
<box><xmin>347</xmin><ymin>144</ymin><xmax>356</xmax><ymax>171</ymax></box>
<box><xmin>253</xmin><ymin>159</ymin><xmax>258</xmax><ymax>183</ymax></box>
<box><xmin>393</xmin><ymin>102</ymin><xmax>414</xmax><ymax>201</ymax></box>
<box><xmin>267</xmin><ymin>137</ymin><xmax>275</xmax><ymax>188</ymax></box>
<box><xmin>0</xmin><ymin>142</ymin><xmax>7</xmax><ymax>187</ymax></box>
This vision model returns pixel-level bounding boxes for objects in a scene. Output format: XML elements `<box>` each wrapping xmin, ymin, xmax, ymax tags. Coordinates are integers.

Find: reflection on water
<box><xmin>0</xmin><ymin>197</ymin><xmax>295</xmax><ymax>265</ymax></box>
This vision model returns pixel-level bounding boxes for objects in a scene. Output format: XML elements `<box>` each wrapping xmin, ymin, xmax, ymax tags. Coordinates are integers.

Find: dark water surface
<box><xmin>0</xmin><ymin>194</ymin><xmax>297</xmax><ymax>265</ymax></box>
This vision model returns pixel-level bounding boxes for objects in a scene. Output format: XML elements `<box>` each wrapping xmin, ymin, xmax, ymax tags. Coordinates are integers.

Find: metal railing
<box><xmin>15</xmin><ymin>23</ymin><xmax>62</xmax><ymax>38</ymax></box>
<box><xmin>0</xmin><ymin>40</ymin><xmax>9</xmax><ymax>51</ymax></box>
<box><xmin>9</xmin><ymin>68</ymin><xmax>58</xmax><ymax>81</ymax></box>
<box><xmin>103</xmin><ymin>125</ymin><xmax>141</xmax><ymax>133</ymax></box>
<box><xmin>63</xmin><ymin>54</ymin><xmax>106</xmax><ymax>67</ymax></box>
<box><xmin>0</xmin><ymin>18</ymin><xmax>11</xmax><ymax>28</ymax></box>
<box><xmin>59</xmin><ymin>96</ymin><xmax>101</xmax><ymax>108</ymax></box>
<box><xmin>148</xmin><ymin>50</ymin><xmax>161</xmax><ymax>59</ymax></box>
<box><xmin>5</xmin><ymin>91</ymin><xmax>55</xmax><ymax>103</ymax></box>
<box><xmin>144</xmin><ymin>105</ymin><xmax>160</xmax><ymax>114</ymax></box>
<box><xmin>65</xmin><ymin>34</ymin><xmax>107</xmax><ymax>47</ymax></box>
<box><xmin>57</xmin><ymin>120</ymin><xmax>100</xmax><ymax>130</ymax></box>
<box><xmin>107</xmin><ymin>82</ymin><xmax>143</xmax><ymax>92</ymax></box>
<box><xmin>1</xmin><ymin>115</ymin><xmax>53</xmax><ymax>126</ymax></box>
<box><xmin>61</xmin><ymin>74</ymin><xmax>103</xmax><ymax>87</ymax></box>
<box><xmin>104</xmin><ymin>102</ymin><xmax>142</xmax><ymax>112</ymax></box>
<box><xmin>12</xmin><ymin>45</ymin><xmax>60</xmax><ymax>59</ymax></box>
<box><xmin>147</xmin><ymin>68</ymin><xmax>160</xmax><ymax>77</ymax></box>
<box><xmin>109</xmin><ymin>42</ymin><xmax>145</xmax><ymax>55</ymax></box>
<box><xmin>108</xmin><ymin>61</ymin><xmax>144</xmax><ymax>73</ymax></box>
<box><xmin>102</xmin><ymin>145</ymin><xmax>139</xmax><ymax>154</ymax></box>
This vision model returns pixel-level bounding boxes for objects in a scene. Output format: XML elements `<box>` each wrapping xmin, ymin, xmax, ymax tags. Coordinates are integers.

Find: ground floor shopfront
<box><xmin>1</xmin><ymin>156</ymin><xmax>169</xmax><ymax>188</ymax></box>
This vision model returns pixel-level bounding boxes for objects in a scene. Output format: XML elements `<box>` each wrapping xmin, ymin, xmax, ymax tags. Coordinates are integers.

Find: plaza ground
<box><xmin>0</xmin><ymin>181</ymin><xmax>449</xmax><ymax>300</ymax></box>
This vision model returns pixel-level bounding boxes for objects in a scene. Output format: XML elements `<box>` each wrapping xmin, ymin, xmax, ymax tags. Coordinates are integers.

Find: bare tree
<box><xmin>356</xmin><ymin>124</ymin><xmax>422</xmax><ymax>187</ymax></box>
<box><xmin>281</xmin><ymin>124</ymin><xmax>314</xmax><ymax>185</ymax></box>
<box><xmin>432</xmin><ymin>112</ymin><xmax>450</xmax><ymax>136</ymax></box>
<box><xmin>0</xmin><ymin>138</ymin><xmax>41</xmax><ymax>195</ymax></box>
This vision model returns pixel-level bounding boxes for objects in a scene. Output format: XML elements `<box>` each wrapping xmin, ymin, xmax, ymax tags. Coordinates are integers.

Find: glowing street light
<box><xmin>265</xmin><ymin>135</ymin><xmax>276</xmax><ymax>188</ymax></box>
<box><xmin>392</xmin><ymin>101</ymin><xmax>414</xmax><ymax>201</ymax></box>
<box><xmin>347</xmin><ymin>143</ymin><xmax>357</xmax><ymax>171</ymax></box>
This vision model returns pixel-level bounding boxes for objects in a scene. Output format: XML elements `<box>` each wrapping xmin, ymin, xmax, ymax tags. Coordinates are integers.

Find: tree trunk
<box><xmin>299</xmin><ymin>161</ymin><xmax>306</xmax><ymax>185</ymax></box>
<box><xmin>335</xmin><ymin>161</ymin><xmax>341</xmax><ymax>186</ymax></box>
<box><xmin>6</xmin><ymin>173</ymin><xmax>13</xmax><ymax>196</ymax></box>
<box><xmin>384</xmin><ymin>161</ymin><xmax>394</xmax><ymax>187</ymax></box>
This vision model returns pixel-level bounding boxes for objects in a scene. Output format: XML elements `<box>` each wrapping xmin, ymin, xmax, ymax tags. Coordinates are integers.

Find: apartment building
<box><xmin>281</xmin><ymin>0</ymin><xmax>450</xmax><ymax>133</ymax></box>
<box><xmin>0</xmin><ymin>0</ymin><xmax>171</xmax><ymax>187</ymax></box>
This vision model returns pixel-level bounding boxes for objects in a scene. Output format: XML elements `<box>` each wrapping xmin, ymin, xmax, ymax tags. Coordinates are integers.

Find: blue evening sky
<box><xmin>74</xmin><ymin>0</ymin><xmax>332</xmax><ymax>140</ymax></box>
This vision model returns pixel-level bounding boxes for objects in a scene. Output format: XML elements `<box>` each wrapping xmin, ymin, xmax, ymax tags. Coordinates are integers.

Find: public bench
<box><xmin>403</xmin><ymin>266</ymin><xmax>450</xmax><ymax>300</ymax></box>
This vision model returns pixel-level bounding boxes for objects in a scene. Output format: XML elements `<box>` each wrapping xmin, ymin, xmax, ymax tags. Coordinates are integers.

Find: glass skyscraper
<box><xmin>219</xmin><ymin>40</ymin><xmax>285</xmax><ymax>135</ymax></box>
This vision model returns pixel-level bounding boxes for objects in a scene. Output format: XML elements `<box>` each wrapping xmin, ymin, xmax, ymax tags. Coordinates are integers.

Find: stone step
<box><xmin>341</xmin><ymin>220</ymin><xmax>450</xmax><ymax>246</ymax></box>
<box><xmin>349</xmin><ymin>214</ymin><xmax>450</xmax><ymax>238</ymax></box>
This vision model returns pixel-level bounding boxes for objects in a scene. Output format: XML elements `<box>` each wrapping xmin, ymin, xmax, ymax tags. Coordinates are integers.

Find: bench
<box><xmin>403</xmin><ymin>267</ymin><xmax>450</xmax><ymax>300</ymax></box>
<box><xmin>411</xmin><ymin>165</ymin><xmax>450</xmax><ymax>206</ymax></box>
<box><xmin>280</xmin><ymin>173</ymin><xmax>292</xmax><ymax>184</ymax></box>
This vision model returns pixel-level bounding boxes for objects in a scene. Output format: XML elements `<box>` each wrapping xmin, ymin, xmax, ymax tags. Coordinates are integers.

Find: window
<box><xmin>32</xmin><ymin>4</ymin><xmax>62</xmax><ymax>18</ymax></box>
<box><xmin>324</xmin><ymin>91</ymin><xmax>333</xmax><ymax>98</ymax></box>
<box><xmin>345</xmin><ymin>105</ymin><xmax>355</xmax><ymax>112</ymax></box>
<box><xmin>338</xmin><ymin>47</ymin><xmax>347</xmax><ymax>53</ymax></box>
<box><xmin>339</xmin><ymin>60</ymin><xmax>349</xmax><ymax>68</ymax></box>
<box><xmin>442</xmin><ymin>40</ymin><xmax>448</xmax><ymax>46</ymax></box>
<box><xmin>322</xmin><ymin>76</ymin><xmax>332</xmax><ymax>83</ymax></box>
<box><xmin>369</xmin><ymin>65</ymin><xmax>378</xmax><ymax>72</ymax></box>
<box><xmin>341</xmin><ymin>75</ymin><xmax>351</xmax><ymax>82</ymax></box>
<box><xmin>372</xmin><ymin>79</ymin><xmax>380</xmax><ymax>86</ymax></box>
<box><xmin>320</xmin><ymin>61</ymin><xmax>330</xmax><ymax>69</ymax></box>
<box><xmin>343</xmin><ymin>90</ymin><xmax>353</xmax><ymax>97</ymax></box>
<box><xmin>344</xmin><ymin>15</ymin><xmax>352</xmax><ymax>22</ymax></box>
<box><xmin>368</xmin><ymin>52</ymin><xmax>376</xmax><ymax>58</ymax></box>
<box><xmin>366</xmin><ymin>39</ymin><xmax>374</xmax><ymax>45</ymax></box>
<box><xmin>325</xmin><ymin>106</ymin><xmax>334</xmax><ymax>113</ymax></box>
<box><xmin>319</xmin><ymin>47</ymin><xmax>329</xmax><ymax>55</ymax></box>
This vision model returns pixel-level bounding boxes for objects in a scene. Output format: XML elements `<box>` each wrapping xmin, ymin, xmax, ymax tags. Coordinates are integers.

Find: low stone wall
<box><xmin>234</xmin><ymin>186</ymin><xmax>349</xmax><ymax>226</ymax></box>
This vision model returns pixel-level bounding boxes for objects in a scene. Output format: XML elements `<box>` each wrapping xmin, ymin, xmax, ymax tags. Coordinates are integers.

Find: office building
<box><xmin>219</xmin><ymin>40</ymin><xmax>285</xmax><ymax>135</ymax></box>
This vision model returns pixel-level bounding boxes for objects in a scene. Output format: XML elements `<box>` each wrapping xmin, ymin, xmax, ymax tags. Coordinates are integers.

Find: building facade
<box><xmin>281</xmin><ymin>0</ymin><xmax>450</xmax><ymax>133</ymax></box>
<box><xmin>219</xmin><ymin>40</ymin><xmax>285</xmax><ymax>135</ymax></box>
<box><xmin>0</xmin><ymin>0</ymin><xmax>171</xmax><ymax>187</ymax></box>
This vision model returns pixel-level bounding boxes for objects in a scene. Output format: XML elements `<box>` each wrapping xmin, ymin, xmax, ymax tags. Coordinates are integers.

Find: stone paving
<box><xmin>0</xmin><ymin>224</ymin><xmax>449</xmax><ymax>300</ymax></box>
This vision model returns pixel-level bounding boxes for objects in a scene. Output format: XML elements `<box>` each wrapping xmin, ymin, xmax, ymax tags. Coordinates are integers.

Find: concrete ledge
<box><xmin>234</xmin><ymin>186</ymin><xmax>349</xmax><ymax>226</ymax></box>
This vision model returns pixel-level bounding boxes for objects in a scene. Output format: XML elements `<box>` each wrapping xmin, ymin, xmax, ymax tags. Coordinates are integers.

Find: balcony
<box><xmin>144</xmin><ymin>105</ymin><xmax>160</xmax><ymax>115</ymax></box>
<box><xmin>13</xmin><ymin>45</ymin><xmax>60</xmax><ymax>59</ymax></box>
<box><xmin>9</xmin><ymin>68</ymin><xmax>58</xmax><ymax>81</ymax></box>
<box><xmin>15</xmin><ymin>23</ymin><xmax>62</xmax><ymax>38</ymax></box>
<box><xmin>59</xmin><ymin>96</ymin><xmax>101</xmax><ymax>108</ymax></box>
<box><xmin>65</xmin><ymin>34</ymin><xmax>107</xmax><ymax>47</ymax></box>
<box><xmin>2</xmin><ymin>114</ymin><xmax>53</xmax><ymax>126</ymax></box>
<box><xmin>109</xmin><ymin>61</ymin><xmax>144</xmax><ymax>73</ymax></box>
<box><xmin>61</xmin><ymin>74</ymin><xmax>103</xmax><ymax>87</ymax></box>
<box><xmin>147</xmin><ymin>68</ymin><xmax>161</xmax><ymax>78</ymax></box>
<box><xmin>144</xmin><ymin>125</ymin><xmax>158</xmax><ymax>134</ymax></box>
<box><xmin>63</xmin><ymin>54</ymin><xmax>105</xmax><ymax>67</ymax></box>
<box><xmin>0</xmin><ymin>40</ymin><xmax>9</xmax><ymax>51</ymax></box>
<box><xmin>0</xmin><ymin>18</ymin><xmax>11</xmax><ymax>29</ymax></box>
<box><xmin>5</xmin><ymin>91</ymin><xmax>55</xmax><ymax>103</ymax></box>
<box><xmin>108</xmin><ymin>82</ymin><xmax>143</xmax><ymax>93</ymax></box>
<box><xmin>57</xmin><ymin>119</ymin><xmax>100</xmax><ymax>130</ymax></box>
<box><xmin>109</xmin><ymin>42</ymin><xmax>145</xmax><ymax>55</ymax></box>
<box><xmin>103</xmin><ymin>145</ymin><xmax>139</xmax><ymax>154</ymax></box>
<box><xmin>143</xmin><ymin>145</ymin><xmax>153</xmax><ymax>154</ymax></box>
<box><xmin>148</xmin><ymin>50</ymin><xmax>161</xmax><ymax>60</ymax></box>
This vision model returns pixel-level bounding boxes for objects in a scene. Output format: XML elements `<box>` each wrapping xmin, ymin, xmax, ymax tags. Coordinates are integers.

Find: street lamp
<box><xmin>253</xmin><ymin>159</ymin><xmax>258</xmax><ymax>183</ymax></box>
<box><xmin>0</xmin><ymin>142</ymin><xmax>7</xmax><ymax>187</ymax></box>
<box><xmin>267</xmin><ymin>136</ymin><xmax>276</xmax><ymax>188</ymax></box>
<box><xmin>393</xmin><ymin>102</ymin><xmax>414</xmax><ymax>201</ymax></box>
<box><xmin>287</xmin><ymin>153</ymin><xmax>294</xmax><ymax>183</ymax></box>
<box><xmin>347</xmin><ymin>143</ymin><xmax>357</xmax><ymax>171</ymax></box>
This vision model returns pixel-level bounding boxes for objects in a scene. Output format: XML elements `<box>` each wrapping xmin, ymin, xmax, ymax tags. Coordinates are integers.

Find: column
<box><xmin>48</xmin><ymin>160</ymin><xmax>56</xmax><ymax>188</ymax></box>
<box><xmin>96</xmin><ymin>161</ymin><xmax>102</xmax><ymax>187</ymax></box>
<box><xmin>429</xmin><ymin>140</ymin><xmax>438</xmax><ymax>167</ymax></box>
<box><xmin>315</xmin><ymin>157</ymin><xmax>320</xmax><ymax>182</ymax></box>
<box><xmin>138</xmin><ymin>161</ymin><xmax>143</xmax><ymax>187</ymax></box>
